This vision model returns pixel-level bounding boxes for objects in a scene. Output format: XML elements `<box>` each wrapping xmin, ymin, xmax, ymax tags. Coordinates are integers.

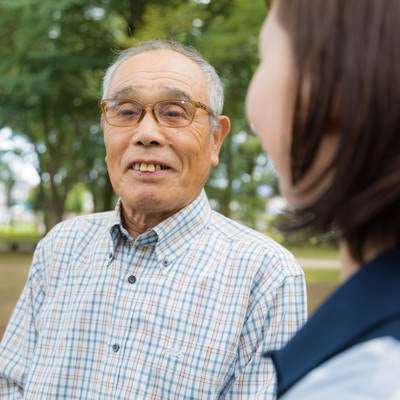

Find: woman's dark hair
<box><xmin>276</xmin><ymin>0</ymin><xmax>400</xmax><ymax>262</ymax></box>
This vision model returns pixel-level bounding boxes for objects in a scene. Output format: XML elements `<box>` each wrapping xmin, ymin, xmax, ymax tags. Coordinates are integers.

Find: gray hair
<box><xmin>102</xmin><ymin>39</ymin><xmax>224</xmax><ymax>131</ymax></box>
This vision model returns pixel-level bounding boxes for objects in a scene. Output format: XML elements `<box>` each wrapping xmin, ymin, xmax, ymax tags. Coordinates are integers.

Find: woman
<box><xmin>246</xmin><ymin>0</ymin><xmax>400</xmax><ymax>398</ymax></box>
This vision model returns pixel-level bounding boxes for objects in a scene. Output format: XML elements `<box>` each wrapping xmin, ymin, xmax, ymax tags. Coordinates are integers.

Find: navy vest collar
<box><xmin>265</xmin><ymin>248</ymin><xmax>400</xmax><ymax>397</ymax></box>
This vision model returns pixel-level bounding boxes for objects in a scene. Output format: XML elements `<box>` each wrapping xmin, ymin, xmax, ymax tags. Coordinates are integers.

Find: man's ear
<box><xmin>100</xmin><ymin>115</ymin><xmax>105</xmax><ymax>130</ymax></box>
<box><xmin>211</xmin><ymin>115</ymin><xmax>231</xmax><ymax>166</ymax></box>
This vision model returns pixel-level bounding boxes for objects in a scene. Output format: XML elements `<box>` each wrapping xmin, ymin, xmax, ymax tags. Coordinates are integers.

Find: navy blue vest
<box><xmin>264</xmin><ymin>248</ymin><xmax>400</xmax><ymax>397</ymax></box>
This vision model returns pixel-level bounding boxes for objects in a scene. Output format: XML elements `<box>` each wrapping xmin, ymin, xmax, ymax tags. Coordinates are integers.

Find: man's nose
<box><xmin>132</xmin><ymin>110</ymin><xmax>166</xmax><ymax>146</ymax></box>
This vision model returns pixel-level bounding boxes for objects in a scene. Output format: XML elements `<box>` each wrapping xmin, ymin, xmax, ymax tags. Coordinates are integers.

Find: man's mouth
<box><xmin>131</xmin><ymin>162</ymin><xmax>168</xmax><ymax>172</ymax></box>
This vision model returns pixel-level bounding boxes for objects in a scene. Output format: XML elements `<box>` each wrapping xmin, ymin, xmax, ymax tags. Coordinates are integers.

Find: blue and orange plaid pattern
<box><xmin>0</xmin><ymin>191</ymin><xmax>307</xmax><ymax>399</ymax></box>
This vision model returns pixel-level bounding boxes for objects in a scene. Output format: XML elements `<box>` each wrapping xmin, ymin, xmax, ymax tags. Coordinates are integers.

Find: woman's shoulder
<box><xmin>282</xmin><ymin>337</ymin><xmax>400</xmax><ymax>400</ymax></box>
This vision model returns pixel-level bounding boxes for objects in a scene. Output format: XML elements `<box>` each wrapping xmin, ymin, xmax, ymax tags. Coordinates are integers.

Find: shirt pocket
<box><xmin>121</xmin><ymin>332</ymin><xmax>236</xmax><ymax>398</ymax></box>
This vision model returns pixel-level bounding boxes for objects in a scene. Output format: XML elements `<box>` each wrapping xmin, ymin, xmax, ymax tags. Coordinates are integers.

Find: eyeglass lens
<box><xmin>103</xmin><ymin>100</ymin><xmax>194</xmax><ymax>127</ymax></box>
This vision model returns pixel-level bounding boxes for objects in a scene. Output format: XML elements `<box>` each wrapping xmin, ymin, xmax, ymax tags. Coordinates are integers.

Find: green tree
<box><xmin>197</xmin><ymin>0</ymin><xmax>273</xmax><ymax>225</ymax></box>
<box><xmin>0</xmin><ymin>142</ymin><xmax>30</xmax><ymax>226</ymax></box>
<box><xmin>0</xmin><ymin>0</ymin><xmax>114</xmax><ymax>229</ymax></box>
<box><xmin>65</xmin><ymin>183</ymin><xmax>87</xmax><ymax>214</ymax></box>
<box><xmin>0</xmin><ymin>154</ymin><xmax>17</xmax><ymax>226</ymax></box>
<box><xmin>1</xmin><ymin>0</ymin><xmax>275</xmax><ymax>231</ymax></box>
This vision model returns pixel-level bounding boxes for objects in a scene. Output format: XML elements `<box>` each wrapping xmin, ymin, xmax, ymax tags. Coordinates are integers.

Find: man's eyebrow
<box><xmin>111</xmin><ymin>86</ymin><xmax>137</xmax><ymax>98</ymax></box>
<box><xmin>110</xmin><ymin>86</ymin><xmax>193</xmax><ymax>101</ymax></box>
<box><xmin>160</xmin><ymin>88</ymin><xmax>192</xmax><ymax>101</ymax></box>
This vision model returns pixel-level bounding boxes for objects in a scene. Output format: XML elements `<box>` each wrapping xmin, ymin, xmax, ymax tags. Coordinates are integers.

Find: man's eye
<box><xmin>119</xmin><ymin>109</ymin><xmax>135</xmax><ymax>116</ymax></box>
<box><xmin>164</xmin><ymin>110</ymin><xmax>182</xmax><ymax>118</ymax></box>
<box><xmin>159</xmin><ymin>105</ymin><xmax>189</xmax><ymax>120</ymax></box>
<box><xmin>117</xmin><ymin>104</ymin><xmax>141</xmax><ymax>118</ymax></box>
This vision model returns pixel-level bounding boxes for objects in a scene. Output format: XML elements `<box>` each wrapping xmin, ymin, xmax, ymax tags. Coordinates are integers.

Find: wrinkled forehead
<box><xmin>108</xmin><ymin>49</ymin><xmax>208</xmax><ymax>102</ymax></box>
<box><xmin>111</xmin><ymin>85</ymin><xmax>193</xmax><ymax>102</ymax></box>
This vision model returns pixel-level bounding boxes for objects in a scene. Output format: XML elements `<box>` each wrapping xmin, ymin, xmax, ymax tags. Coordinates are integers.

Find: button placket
<box><xmin>107</xmin><ymin>251</ymin><xmax>114</xmax><ymax>266</ymax></box>
<box><xmin>112</xmin><ymin>343</ymin><xmax>120</xmax><ymax>353</ymax></box>
<box><xmin>157</xmin><ymin>253</ymin><xmax>175</xmax><ymax>273</ymax></box>
<box><xmin>162</xmin><ymin>258</ymin><xmax>169</xmax><ymax>267</ymax></box>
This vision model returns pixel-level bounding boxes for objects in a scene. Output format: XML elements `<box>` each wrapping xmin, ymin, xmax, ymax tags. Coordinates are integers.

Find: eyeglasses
<box><xmin>99</xmin><ymin>98</ymin><xmax>214</xmax><ymax>128</ymax></box>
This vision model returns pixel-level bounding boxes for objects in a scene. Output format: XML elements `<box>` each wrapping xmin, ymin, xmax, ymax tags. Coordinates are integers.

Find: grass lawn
<box><xmin>0</xmin><ymin>252</ymin><xmax>32</xmax><ymax>338</ymax></box>
<box><xmin>0</xmin><ymin>250</ymin><xmax>341</xmax><ymax>339</ymax></box>
<box><xmin>304</xmin><ymin>268</ymin><xmax>340</xmax><ymax>314</ymax></box>
<box><xmin>286</xmin><ymin>244</ymin><xmax>339</xmax><ymax>260</ymax></box>
<box><xmin>283</xmin><ymin>243</ymin><xmax>341</xmax><ymax>313</ymax></box>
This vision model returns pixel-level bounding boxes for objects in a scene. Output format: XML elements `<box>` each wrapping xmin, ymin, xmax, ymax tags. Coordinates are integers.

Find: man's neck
<box><xmin>121</xmin><ymin>206</ymin><xmax>177</xmax><ymax>238</ymax></box>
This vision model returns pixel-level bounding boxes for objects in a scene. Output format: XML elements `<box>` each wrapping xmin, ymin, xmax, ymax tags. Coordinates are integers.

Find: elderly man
<box><xmin>0</xmin><ymin>40</ymin><xmax>307</xmax><ymax>399</ymax></box>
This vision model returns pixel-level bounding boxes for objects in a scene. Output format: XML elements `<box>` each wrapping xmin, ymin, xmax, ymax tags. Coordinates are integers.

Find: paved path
<box><xmin>297</xmin><ymin>257</ymin><xmax>340</xmax><ymax>269</ymax></box>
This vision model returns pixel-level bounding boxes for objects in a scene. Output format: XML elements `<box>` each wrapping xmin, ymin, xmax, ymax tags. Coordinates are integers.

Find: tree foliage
<box><xmin>0</xmin><ymin>0</ymin><xmax>276</xmax><ymax>231</ymax></box>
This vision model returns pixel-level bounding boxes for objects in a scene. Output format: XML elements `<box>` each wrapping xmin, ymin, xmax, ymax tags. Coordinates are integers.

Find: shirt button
<box><xmin>127</xmin><ymin>275</ymin><xmax>136</xmax><ymax>284</ymax></box>
<box><xmin>112</xmin><ymin>343</ymin><xmax>120</xmax><ymax>352</ymax></box>
<box><xmin>162</xmin><ymin>259</ymin><xmax>169</xmax><ymax>267</ymax></box>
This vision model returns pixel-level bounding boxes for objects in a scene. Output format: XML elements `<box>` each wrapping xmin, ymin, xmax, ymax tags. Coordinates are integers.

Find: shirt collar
<box><xmin>152</xmin><ymin>190</ymin><xmax>211</xmax><ymax>265</ymax></box>
<box><xmin>107</xmin><ymin>190</ymin><xmax>211</xmax><ymax>267</ymax></box>
<box><xmin>267</xmin><ymin>247</ymin><xmax>400</xmax><ymax>396</ymax></box>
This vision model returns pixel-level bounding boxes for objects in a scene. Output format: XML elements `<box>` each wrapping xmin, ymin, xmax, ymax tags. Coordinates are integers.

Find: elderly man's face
<box><xmin>103</xmin><ymin>49</ymin><xmax>228</xmax><ymax>225</ymax></box>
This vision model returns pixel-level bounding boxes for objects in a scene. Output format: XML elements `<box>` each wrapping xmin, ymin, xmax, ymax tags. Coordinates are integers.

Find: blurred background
<box><xmin>0</xmin><ymin>0</ymin><xmax>340</xmax><ymax>338</ymax></box>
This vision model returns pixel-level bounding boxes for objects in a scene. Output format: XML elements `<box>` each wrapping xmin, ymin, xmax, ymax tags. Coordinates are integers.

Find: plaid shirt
<box><xmin>0</xmin><ymin>191</ymin><xmax>307</xmax><ymax>399</ymax></box>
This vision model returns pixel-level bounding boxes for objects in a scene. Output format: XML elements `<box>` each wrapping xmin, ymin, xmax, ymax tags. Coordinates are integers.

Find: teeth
<box><xmin>140</xmin><ymin>162</ymin><xmax>151</xmax><ymax>172</ymax></box>
<box><xmin>133</xmin><ymin>162</ymin><xmax>163</xmax><ymax>172</ymax></box>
